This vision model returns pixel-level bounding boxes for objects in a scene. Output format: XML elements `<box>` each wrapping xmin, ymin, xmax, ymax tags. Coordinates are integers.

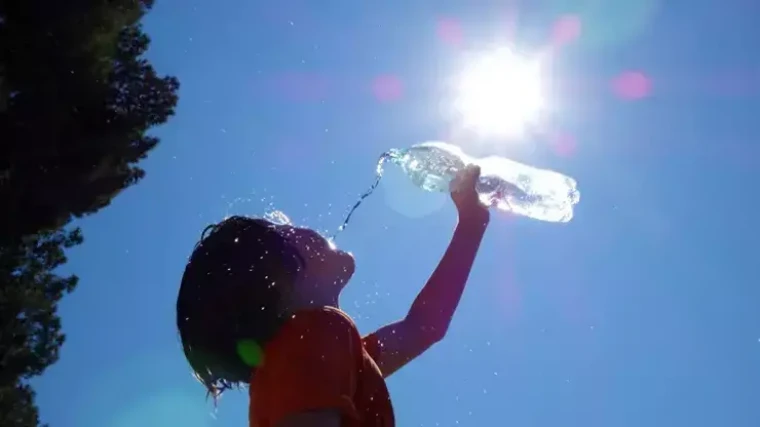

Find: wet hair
<box><xmin>176</xmin><ymin>216</ymin><xmax>303</xmax><ymax>398</ymax></box>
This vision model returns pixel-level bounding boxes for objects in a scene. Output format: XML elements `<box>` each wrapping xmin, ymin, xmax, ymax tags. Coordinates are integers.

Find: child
<box><xmin>177</xmin><ymin>165</ymin><xmax>490</xmax><ymax>427</ymax></box>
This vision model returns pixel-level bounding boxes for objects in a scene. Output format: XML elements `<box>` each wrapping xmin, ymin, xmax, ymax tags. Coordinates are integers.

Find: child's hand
<box><xmin>451</xmin><ymin>165</ymin><xmax>490</xmax><ymax>225</ymax></box>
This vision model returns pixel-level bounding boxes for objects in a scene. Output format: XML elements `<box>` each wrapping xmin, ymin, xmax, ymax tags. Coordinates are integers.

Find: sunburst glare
<box><xmin>453</xmin><ymin>47</ymin><xmax>547</xmax><ymax>138</ymax></box>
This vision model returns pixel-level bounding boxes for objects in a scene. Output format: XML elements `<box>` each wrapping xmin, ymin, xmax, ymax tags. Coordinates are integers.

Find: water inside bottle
<box><xmin>386</xmin><ymin>145</ymin><xmax>465</xmax><ymax>193</ymax></box>
<box><xmin>475</xmin><ymin>154</ymin><xmax>580</xmax><ymax>222</ymax></box>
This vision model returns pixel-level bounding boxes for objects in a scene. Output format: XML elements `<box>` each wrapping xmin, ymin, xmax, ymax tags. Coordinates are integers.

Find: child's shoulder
<box><xmin>274</xmin><ymin>306</ymin><xmax>362</xmax><ymax>345</ymax></box>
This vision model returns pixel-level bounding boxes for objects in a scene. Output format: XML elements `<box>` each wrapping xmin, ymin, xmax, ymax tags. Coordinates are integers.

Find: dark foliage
<box><xmin>0</xmin><ymin>1</ymin><xmax>179</xmax><ymax>425</ymax></box>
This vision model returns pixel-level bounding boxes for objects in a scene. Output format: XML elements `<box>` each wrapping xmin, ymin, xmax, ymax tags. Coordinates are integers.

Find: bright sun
<box><xmin>453</xmin><ymin>47</ymin><xmax>546</xmax><ymax>138</ymax></box>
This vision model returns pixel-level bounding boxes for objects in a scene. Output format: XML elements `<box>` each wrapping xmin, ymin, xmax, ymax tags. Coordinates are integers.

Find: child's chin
<box><xmin>330</xmin><ymin>256</ymin><xmax>355</xmax><ymax>286</ymax></box>
<box><xmin>339</xmin><ymin>252</ymin><xmax>355</xmax><ymax>275</ymax></box>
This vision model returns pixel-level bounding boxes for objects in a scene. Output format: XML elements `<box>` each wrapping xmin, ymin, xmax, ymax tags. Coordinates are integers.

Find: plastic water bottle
<box><xmin>333</xmin><ymin>141</ymin><xmax>580</xmax><ymax>238</ymax></box>
<box><xmin>384</xmin><ymin>142</ymin><xmax>580</xmax><ymax>223</ymax></box>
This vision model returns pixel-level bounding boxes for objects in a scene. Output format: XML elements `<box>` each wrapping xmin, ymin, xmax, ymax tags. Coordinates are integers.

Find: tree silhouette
<box><xmin>0</xmin><ymin>1</ymin><xmax>179</xmax><ymax>425</ymax></box>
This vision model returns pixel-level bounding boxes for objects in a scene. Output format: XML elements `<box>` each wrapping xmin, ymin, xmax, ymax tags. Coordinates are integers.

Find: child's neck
<box><xmin>289</xmin><ymin>277</ymin><xmax>341</xmax><ymax>311</ymax></box>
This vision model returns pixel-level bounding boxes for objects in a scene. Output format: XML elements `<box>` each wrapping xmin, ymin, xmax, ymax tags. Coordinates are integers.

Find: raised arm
<box><xmin>364</xmin><ymin>165</ymin><xmax>490</xmax><ymax>377</ymax></box>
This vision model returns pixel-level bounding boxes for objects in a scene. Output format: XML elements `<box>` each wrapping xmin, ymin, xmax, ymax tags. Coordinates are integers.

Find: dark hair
<box><xmin>176</xmin><ymin>216</ymin><xmax>303</xmax><ymax>398</ymax></box>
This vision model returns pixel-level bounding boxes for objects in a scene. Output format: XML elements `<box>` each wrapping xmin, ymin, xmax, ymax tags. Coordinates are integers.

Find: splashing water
<box><xmin>267</xmin><ymin>207</ymin><xmax>340</xmax><ymax>250</ymax></box>
<box><xmin>264</xmin><ymin>209</ymin><xmax>292</xmax><ymax>226</ymax></box>
<box><xmin>332</xmin><ymin>152</ymin><xmax>393</xmax><ymax>239</ymax></box>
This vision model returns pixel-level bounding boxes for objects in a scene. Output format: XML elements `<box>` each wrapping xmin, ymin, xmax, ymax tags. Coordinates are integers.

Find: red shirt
<box><xmin>250</xmin><ymin>307</ymin><xmax>395</xmax><ymax>427</ymax></box>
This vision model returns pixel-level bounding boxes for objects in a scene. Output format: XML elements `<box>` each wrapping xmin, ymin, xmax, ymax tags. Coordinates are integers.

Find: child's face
<box><xmin>277</xmin><ymin>225</ymin><xmax>355</xmax><ymax>292</ymax></box>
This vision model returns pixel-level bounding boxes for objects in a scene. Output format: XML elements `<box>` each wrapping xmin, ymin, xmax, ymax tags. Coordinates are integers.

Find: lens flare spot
<box><xmin>237</xmin><ymin>339</ymin><xmax>265</xmax><ymax>367</ymax></box>
<box><xmin>381</xmin><ymin>162</ymin><xmax>447</xmax><ymax>219</ymax></box>
<box><xmin>550</xmin><ymin>133</ymin><xmax>578</xmax><ymax>157</ymax></box>
<box><xmin>612</xmin><ymin>71</ymin><xmax>652</xmax><ymax>100</ymax></box>
<box><xmin>372</xmin><ymin>75</ymin><xmax>404</xmax><ymax>102</ymax></box>
<box><xmin>552</xmin><ymin>15</ymin><xmax>582</xmax><ymax>46</ymax></box>
<box><xmin>436</xmin><ymin>18</ymin><xmax>464</xmax><ymax>47</ymax></box>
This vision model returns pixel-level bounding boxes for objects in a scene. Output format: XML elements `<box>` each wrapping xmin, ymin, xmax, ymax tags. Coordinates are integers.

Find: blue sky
<box><xmin>33</xmin><ymin>0</ymin><xmax>760</xmax><ymax>426</ymax></box>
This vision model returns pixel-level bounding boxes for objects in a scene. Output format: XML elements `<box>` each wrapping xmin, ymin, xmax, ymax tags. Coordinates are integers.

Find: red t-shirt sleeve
<box><xmin>252</xmin><ymin>308</ymin><xmax>360</xmax><ymax>425</ymax></box>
